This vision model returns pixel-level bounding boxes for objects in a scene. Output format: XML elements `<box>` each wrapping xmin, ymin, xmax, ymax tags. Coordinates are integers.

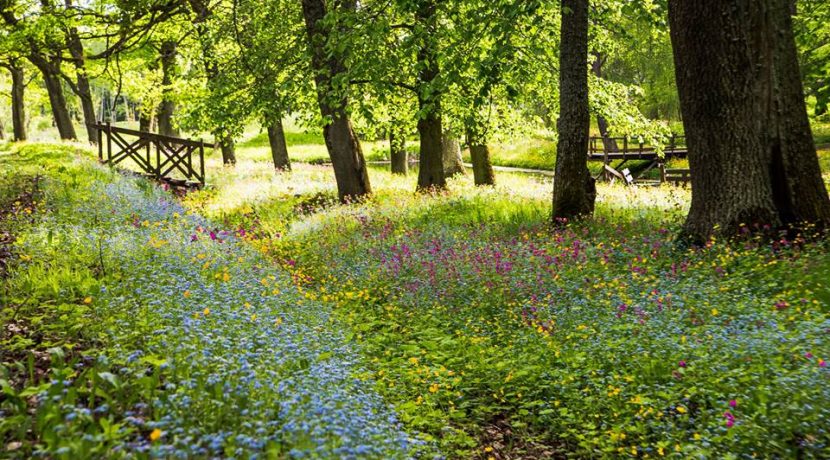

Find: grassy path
<box><xmin>0</xmin><ymin>144</ymin><xmax>428</xmax><ymax>458</ymax></box>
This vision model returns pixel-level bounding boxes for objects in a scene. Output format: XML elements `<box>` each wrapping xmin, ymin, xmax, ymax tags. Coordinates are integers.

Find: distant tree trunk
<box><xmin>30</xmin><ymin>55</ymin><xmax>76</xmax><ymax>140</ymax></box>
<box><xmin>219</xmin><ymin>135</ymin><xmax>236</xmax><ymax>165</ymax></box>
<box><xmin>9</xmin><ymin>62</ymin><xmax>26</xmax><ymax>141</ymax></box>
<box><xmin>390</xmin><ymin>128</ymin><xmax>407</xmax><ymax>175</ymax></box>
<box><xmin>157</xmin><ymin>40</ymin><xmax>178</xmax><ymax>137</ymax></box>
<box><xmin>466</xmin><ymin>127</ymin><xmax>494</xmax><ymax>185</ymax></box>
<box><xmin>442</xmin><ymin>132</ymin><xmax>465</xmax><ymax>177</ymax></box>
<box><xmin>189</xmin><ymin>0</ymin><xmax>236</xmax><ymax>165</ymax></box>
<box><xmin>0</xmin><ymin>118</ymin><xmax>5</xmax><ymax>140</ymax></box>
<box><xmin>64</xmin><ymin>0</ymin><xmax>96</xmax><ymax>144</ymax></box>
<box><xmin>139</xmin><ymin>111</ymin><xmax>152</xmax><ymax>132</ymax></box>
<box><xmin>267</xmin><ymin>118</ymin><xmax>291</xmax><ymax>171</ymax></box>
<box><xmin>669</xmin><ymin>0</ymin><xmax>830</xmax><ymax>240</ymax></box>
<box><xmin>591</xmin><ymin>53</ymin><xmax>618</xmax><ymax>153</ymax></box>
<box><xmin>301</xmin><ymin>0</ymin><xmax>371</xmax><ymax>201</ymax></box>
<box><xmin>552</xmin><ymin>0</ymin><xmax>595</xmax><ymax>220</ymax></box>
<box><xmin>415</xmin><ymin>0</ymin><xmax>445</xmax><ymax>190</ymax></box>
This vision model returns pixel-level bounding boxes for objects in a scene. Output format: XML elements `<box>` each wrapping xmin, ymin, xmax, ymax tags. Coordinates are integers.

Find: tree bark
<box><xmin>552</xmin><ymin>0</ymin><xmax>595</xmax><ymax>220</ymax></box>
<box><xmin>9</xmin><ymin>62</ymin><xmax>26</xmax><ymax>141</ymax></box>
<box><xmin>267</xmin><ymin>118</ymin><xmax>291</xmax><ymax>171</ymax></box>
<box><xmin>442</xmin><ymin>132</ymin><xmax>465</xmax><ymax>177</ymax></box>
<box><xmin>301</xmin><ymin>0</ymin><xmax>371</xmax><ymax>201</ymax></box>
<box><xmin>30</xmin><ymin>54</ymin><xmax>76</xmax><ymax>140</ymax></box>
<box><xmin>64</xmin><ymin>0</ymin><xmax>96</xmax><ymax>144</ymax></box>
<box><xmin>669</xmin><ymin>0</ymin><xmax>830</xmax><ymax>240</ymax></box>
<box><xmin>189</xmin><ymin>0</ymin><xmax>236</xmax><ymax>165</ymax></box>
<box><xmin>390</xmin><ymin>128</ymin><xmax>407</xmax><ymax>175</ymax></box>
<box><xmin>591</xmin><ymin>53</ymin><xmax>618</xmax><ymax>152</ymax></box>
<box><xmin>466</xmin><ymin>127</ymin><xmax>494</xmax><ymax>185</ymax></box>
<box><xmin>415</xmin><ymin>0</ymin><xmax>445</xmax><ymax>190</ymax></box>
<box><xmin>157</xmin><ymin>39</ymin><xmax>178</xmax><ymax>137</ymax></box>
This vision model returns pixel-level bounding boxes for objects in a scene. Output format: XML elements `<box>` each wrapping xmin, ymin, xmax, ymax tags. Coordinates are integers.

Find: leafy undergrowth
<box><xmin>195</xmin><ymin>162</ymin><xmax>830</xmax><ymax>458</ymax></box>
<box><xmin>0</xmin><ymin>143</ymin><xmax>428</xmax><ymax>458</ymax></box>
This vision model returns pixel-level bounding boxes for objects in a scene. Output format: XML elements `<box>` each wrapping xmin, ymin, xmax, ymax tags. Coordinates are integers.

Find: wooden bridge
<box><xmin>588</xmin><ymin>134</ymin><xmax>689</xmax><ymax>185</ymax></box>
<box><xmin>92</xmin><ymin>122</ymin><xmax>206</xmax><ymax>188</ymax></box>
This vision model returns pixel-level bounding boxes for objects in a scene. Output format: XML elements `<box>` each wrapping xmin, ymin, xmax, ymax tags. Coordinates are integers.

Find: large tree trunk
<box><xmin>442</xmin><ymin>132</ymin><xmax>465</xmax><ymax>177</ymax></box>
<box><xmin>467</xmin><ymin>127</ymin><xmax>494</xmax><ymax>186</ymax></box>
<box><xmin>64</xmin><ymin>0</ymin><xmax>96</xmax><ymax>144</ymax></box>
<box><xmin>157</xmin><ymin>40</ymin><xmax>178</xmax><ymax>137</ymax></box>
<box><xmin>301</xmin><ymin>0</ymin><xmax>371</xmax><ymax>201</ymax></box>
<box><xmin>552</xmin><ymin>0</ymin><xmax>595</xmax><ymax>220</ymax></box>
<box><xmin>415</xmin><ymin>0</ymin><xmax>445</xmax><ymax>190</ymax></box>
<box><xmin>267</xmin><ymin>118</ymin><xmax>291</xmax><ymax>171</ymax></box>
<box><xmin>30</xmin><ymin>55</ymin><xmax>76</xmax><ymax>140</ymax></box>
<box><xmin>390</xmin><ymin>128</ymin><xmax>407</xmax><ymax>175</ymax></box>
<box><xmin>591</xmin><ymin>53</ymin><xmax>618</xmax><ymax>153</ymax></box>
<box><xmin>9</xmin><ymin>63</ymin><xmax>26</xmax><ymax>141</ymax></box>
<box><xmin>669</xmin><ymin>0</ymin><xmax>830</xmax><ymax>240</ymax></box>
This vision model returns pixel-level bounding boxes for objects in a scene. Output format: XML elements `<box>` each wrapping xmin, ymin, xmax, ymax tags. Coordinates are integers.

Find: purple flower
<box><xmin>729</xmin><ymin>399</ymin><xmax>737</xmax><ymax>408</ymax></box>
<box><xmin>678</xmin><ymin>360</ymin><xmax>687</xmax><ymax>368</ymax></box>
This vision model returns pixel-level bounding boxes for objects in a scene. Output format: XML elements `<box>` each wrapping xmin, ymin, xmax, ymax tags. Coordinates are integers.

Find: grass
<box><xmin>2</xmin><ymin>138</ymin><xmax>830</xmax><ymax>458</ymax></box>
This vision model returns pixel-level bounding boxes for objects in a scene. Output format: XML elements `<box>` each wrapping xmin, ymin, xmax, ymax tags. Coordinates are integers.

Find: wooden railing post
<box><xmin>199</xmin><ymin>140</ymin><xmax>205</xmax><ymax>186</ymax></box>
<box><xmin>106</xmin><ymin>122</ymin><xmax>112</xmax><ymax>164</ymax></box>
<box><xmin>97</xmin><ymin>124</ymin><xmax>103</xmax><ymax>162</ymax></box>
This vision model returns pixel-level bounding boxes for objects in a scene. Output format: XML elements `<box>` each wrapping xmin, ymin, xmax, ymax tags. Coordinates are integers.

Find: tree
<box><xmin>552</xmin><ymin>0</ymin><xmax>595</xmax><ymax>220</ymax></box>
<box><xmin>302</xmin><ymin>0</ymin><xmax>371</xmax><ymax>201</ymax></box>
<box><xmin>156</xmin><ymin>39</ymin><xmax>178</xmax><ymax>137</ymax></box>
<box><xmin>1</xmin><ymin>59</ymin><xmax>26</xmax><ymax>141</ymax></box>
<box><xmin>61</xmin><ymin>0</ymin><xmax>96</xmax><ymax>144</ymax></box>
<box><xmin>413</xmin><ymin>0</ymin><xmax>445</xmax><ymax>191</ymax></box>
<box><xmin>669</xmin><ymin>0</ymin><xmax>830</xmax><ymax>240</ymax></box>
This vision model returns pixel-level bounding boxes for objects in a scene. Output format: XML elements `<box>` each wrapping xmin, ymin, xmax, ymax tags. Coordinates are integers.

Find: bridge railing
<box><xmin>91</xmin><ymin>122</ymin><xmax>205</xmax><ymax>187</ymax></box>
<box><xmin>588</xmin><ymin>134</ymin><xmax>687</xmax><ymax>156</ymax></box>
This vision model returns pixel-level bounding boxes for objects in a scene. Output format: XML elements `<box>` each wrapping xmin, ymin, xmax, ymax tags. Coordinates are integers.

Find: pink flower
<box><xmin>729</xmin><ymin>399</ymin><xmax>737</xmax><ymax>408</ymax></box>
<box><xmin>805</xmin><ymin>352</ymin><xmax>813</xmax><ymax>359</ymax></box>
<box><xmin>724</xmin><ymin>410</ymin><xmax>735</xmax><ymax>428</ymax></box>
<box><xmin>820</xmin><ymin>359</ymin><xmax>827</xmax><ymax>368</ymax></box>
<box><xmin>209</xmin><ymin>231</ymin><xmax>217</xmax><ymax>241</ymax></box>
<box><xmin>678</xmin><ymin>360</ymin><xmax>687</xmax><ymax>368</ymax></box>
<box><xmin>190</xmin><ymin>234</ymin><xmax>198</xmax><ymax>242</ymax></box>
<box><xmin>774</xmin><ymin>300</ymin><xmax>789</xmax><ymax>310</ymax></box>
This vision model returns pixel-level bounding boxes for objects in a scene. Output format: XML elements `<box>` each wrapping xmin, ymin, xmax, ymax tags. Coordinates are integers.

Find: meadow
<box><xmin>1</xmin><ymin>134</ymin><xmax>829</xmax><ymax>458</ymax></box>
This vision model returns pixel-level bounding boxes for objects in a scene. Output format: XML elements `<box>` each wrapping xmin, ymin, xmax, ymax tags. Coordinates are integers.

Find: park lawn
<box><xmin>0</xmin><ymin>142</ymin><xmax>427</xmax><ymax>458</ymax></box>
<box><xmin>185</xmin><ymin>147</ymin><xmax>830</xmax><ymax>457</ymax></box>
<box><xmin>3</xmin><ymin>141</ymin><xmax>830</xmax><ymax>459</ymax></box>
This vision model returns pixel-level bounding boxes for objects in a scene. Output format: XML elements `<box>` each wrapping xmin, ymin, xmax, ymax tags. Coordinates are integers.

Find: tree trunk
<box><xmin>669</xmin><ymin>0</ymin><xmax>830</xmax><ymax>240</ymax></box>
<box><xmin>415</xmin><ymin>0</ymin><xmax>445</xmax><ymax>190</ymax></box>
<box><xmin>467</xmin><ymin>127</ymin><xmax>494</xmax><ymax>185</ymax></box>
<box><xmin>390</xmin><ymin>128</ymin><xmax>407</xmax><ymax>175</ymax></box>
<box><xmin>0</xmin><ymin>118</ymin><xmax>5</xmax><ymax>140</ymax></box>
<box><xmin>267</xmin><ymin>118</ymin><xmax>291</xmax><ymax>171</ymax></box>
<box><xmin>442</xmin><ymin>132</ymin><xmax>465</xmax><ymax>177</ymax></box>
<box><xmin>139</xmin><ymin>111</ymin><xmax>152</xmax><ymax>132</ymax></box>
<box><xmin>219</xmin><ymin>134</ymin><xmax>236</xmax><ymax>165</ymax></box>
<box><xmin>591</xmin><ymin>53</ymin><xmax>618</xmax><ymax>152</ymax></box>
<box><xmin>552</xmin><ymin>0</ymin><xmax>595</xmax><ymax>220</ymax></box>
<box><xmin>157</xmin><ymin>40</ymin><xmax>178</xmax><ymax>137</ymax></box>
<box><xmin>189</xmin><ymin>0</ymin><xmax>237</xmax><ymax>166</ymax></box>
<box><xmin>9</xmin><ymin>63</ymin><xmax>26</xmax><ymax>141</ymax></box>
<box><xmin>301</xmin><ymin>0</ymin><xmax>371</xmax><ymax>201</ymax></box>
<box><xmin>31</xmin><ymin>55</ymin><xmax>76</xmax><ymax>140</ymax></box>
<box><xmin>64</xmin><ymin>0</ymin><xmax>96</xmax><ymax>144</ymax></box>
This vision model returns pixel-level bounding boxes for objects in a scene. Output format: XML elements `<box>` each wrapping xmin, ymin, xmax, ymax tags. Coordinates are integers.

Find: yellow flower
<box><xmin>275</xmin><ymin>317</ymin><xmax>283</xmax><ymax>326</ymax></box>
<box><xmin>409</xmin><ymin>357</ymin><xmax>419</xmax><ymax>365</ymax></box>
<box><xmin>183</xmin><ymin>290</ymin><xmax>191</xmax><ymax>298</ymax></box>
<box><xmin>693</xmin><ymin>433</ymin><xmax>701</xmax><ymax>440</ymax></box>
<box><xmin>658</xmin><ymin>447</ymin><xmax>665</xmax><ymax>456</ymax></box>
<box><xmin>429</xmin><ymin>383</ymin><xmax>439</xmax><ymax>393</ymax></box>
<box><xmin>222</xmin><ymin>273</ymin><xmax>231</xmax><ymax>282</ymax></box>
<box><xmin>711</xmin><ymin>308</ymin><xmax>719</xmax><ymax>316</ymax></box>
<box><xmin>676</xmin><ymin>406</ymin><xmax>687</xmax><ymax>414</ymax></box>
<box><xmin>484</xmin><ymin>446</ymin><xmax>493</xmax><ymax>452</ymax></box>
<box><xmin>203</xmin><ymin>307</ymin><xmax>210</xmax><ymax>316</ymax></box>
<box><xmin>149</xmin><ymin>429</ymin><xmax>162</xmax><ymax>442</ymax></box>
<box><xmin>250</xmin><ymin>314</ymin><xmax>257</xmax><ymax>322</ymax></box>
<box><xmin>83</xmin><ymin>297</ymin><xmax>93</xmax><ymax>304</ymax></box>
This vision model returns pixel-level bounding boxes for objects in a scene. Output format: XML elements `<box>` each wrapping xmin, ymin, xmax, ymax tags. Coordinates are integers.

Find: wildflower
<box><xmin>774</xmin><ymin>300</ymin><xmax>789</xmax><ymax>310</ymax></box>
<box><xmin>183</xmin><ymin>290</ymin><xmax>191</xmax><ymax>298</ymax></box>
<box><xmin>429</xmin><ymin>383</ymin><xmax>439</xmax><ymax>393</ymax></box>
<box><xmin>820</xmin><ymin>359</ymin><xmax>827</xmax><ymax>368</ymax></box>
<box><xmin>149</xmin><ymin>429</ymin><xmax>162</xmax><ymax>442</ymax></box>
<box><xmin>678</xmin><ymin>360</ymin><xmax>687</xmax><ymax>368</ymax></box>
<box><xmin>250</xmin><ymin>314</ymin><xmax>257</xmax><ymax>322</ymax></box>
<box><xmin>729</xmin><ymin>399</ymin><xmax>737</xmax><ymax>408</ymax></box>
<box><xmin>222</xmin><ymin>273</ymin><xmax>231</xmax><ymax>282</ymax></box>
<box><xmin>724</xmin><ymin>410</ymin><xmax>735</xmax><ymax>428</ymax></box>
<box><xmin>83</xmin><ymin>297</ymin><xmax>93</xmax><ymax>304</ymax></box>
<box><xmin>203</xmin><ymin>307</ymin><xmax>210</xmax><ymax>316</ymax></box>
<box><xmin>711</xmin><ymin>308</ymin><xmax>719</xmax><ymax>316</ymax></box>
<box><xmin>484</xmin><ymin>446</ymin><xmax>493</xmax><ymax>453</ymax></box>
<box><xmin>676</xmin><ymin>406</ymin><xmax>687</xmax><ymax>414</ymax></box>
<box><xmin>805</xmin><ymin>352</ymin><xmax>813</xmax><ymax>359</ymax></box>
